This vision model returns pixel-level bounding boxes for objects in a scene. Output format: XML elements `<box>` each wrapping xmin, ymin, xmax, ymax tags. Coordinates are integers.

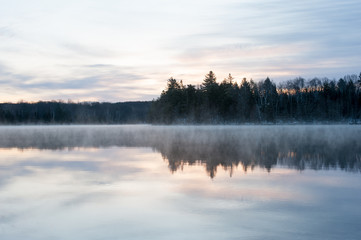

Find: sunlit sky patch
<box><xmin>1</xmin><ymin>0</ymin><xmax>360</xmax><ymax>102</ymax></box>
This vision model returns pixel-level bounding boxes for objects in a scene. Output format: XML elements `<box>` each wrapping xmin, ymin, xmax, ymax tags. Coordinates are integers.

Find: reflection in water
<box><xmin>1</xmin><ymin>125</ymin><xmax>361</xmax><ymax>240</ymax></box>
<box><xmin>0</xmin><ymin>125</ymin><xmax>360</xmax><ymax>177</ymax></box>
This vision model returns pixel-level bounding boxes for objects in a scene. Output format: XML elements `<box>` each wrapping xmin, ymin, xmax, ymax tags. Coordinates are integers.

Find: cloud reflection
<box><xmin>0</xmin><ymin>126</ymin><xmax>361</xmax><ymax>239</ymax></box>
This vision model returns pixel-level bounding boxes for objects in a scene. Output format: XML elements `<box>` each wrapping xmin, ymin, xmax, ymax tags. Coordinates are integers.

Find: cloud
<box><xmin>164</xmin><ymin>1</ymin><xmax>361</xmax><ymax>82</ymax></box>
<box><xmin>0</xmin><ymin>0</ymin><xmax>360</xmax><ymax>101</ymax></box>
<box><xmin>61</xmin><ymin>43</ymin><xmax>118</xmax><ymax>58</ymax></box>
<box><xmin>85</xmin><ymin>64</ymin><xmax>114</xmax><ymax>68</ymax></box>
<box><xmin>0</xmin><ymin>62</ymin><xmax>161</xmax><ymax>102</ymax></box>
<box><xmin>0</xmin><ymin>26</ymin><xmax>16</xmax><ymax>38</ymax></box>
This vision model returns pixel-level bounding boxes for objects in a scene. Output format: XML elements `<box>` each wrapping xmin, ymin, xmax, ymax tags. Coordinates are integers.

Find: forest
<box><xmin>0</xmin><ymin>71</ymin><xmax>360</xmax><ymax>124</ymax></box>
<box><xmin>149</xmin><ymin>71</ymin><xmax>361</xmax><ymax>123</ymax></box>
<box><xmin>0</xmin><ymin>101</ymin><xmax>150</xmax><ymax>124</ymax></box>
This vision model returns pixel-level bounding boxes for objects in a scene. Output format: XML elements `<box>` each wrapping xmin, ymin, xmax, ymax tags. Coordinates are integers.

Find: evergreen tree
<box><xmin>259</xmin><ymin>77</ymin><xmax>278</xmax><ymax>121</ymax></box>
<box><xmin>202</xmin><ymin>71</ymin><xmax>217</xmax><ymax>88</ymax></box>
<box><xmin>239</xmin><ymin>78</ymin><xmax>254</xmax><ymax>121</ymax></box>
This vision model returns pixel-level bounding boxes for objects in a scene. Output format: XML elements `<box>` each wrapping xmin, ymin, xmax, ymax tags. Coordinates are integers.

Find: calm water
<box><xmin>0</xmin><ymin>125</ymin><xmax>361</xmax><ymax>240</ymax></box>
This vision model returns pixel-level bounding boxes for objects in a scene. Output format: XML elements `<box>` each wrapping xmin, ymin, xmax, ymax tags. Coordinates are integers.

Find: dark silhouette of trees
<box><xmin>0</xmin><ymin>101</ymin><xmax>150</xmax><ymax>124</ymax></box>
<box><xmin>219</xmin><ymin>74</ymin><xmax>237</xmax><ymax>120</ymax></box>
<box><xmin>258</xmin><ymin>77</ymin><xmax>278</xmax><ymax>121</ymax></box>
<box><xmin>202</xmin><ymin>71</ymin><xmax>220</xmax><ymax>119</ymax></box>
<box><xmin>239</xmin><ymin>78</ymin><xmax>254</xmax><ymax>121</ymax></box>
<box><xmin>150</xmin><ymin>71</ymin><xmax>361</xmax><ymax>123</ymax></box>
<box><xmin>1</xmin><ymin>71</ymin><xmax>360</xmax><ymax>124</ymax></box>
<box><xmin>202</xmin><ymin>70</ymin><xmax>217</xmax><ymax>88</ymax></box>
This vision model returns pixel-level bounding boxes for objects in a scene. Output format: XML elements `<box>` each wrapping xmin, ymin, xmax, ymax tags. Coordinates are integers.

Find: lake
<box><xmin>0</xmin><ymin>125</ymin><xmax>360</xmax><ymax>240</ymax></box>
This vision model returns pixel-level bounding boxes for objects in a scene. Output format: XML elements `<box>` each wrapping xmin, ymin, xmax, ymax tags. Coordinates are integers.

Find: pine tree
<box><xmin>202</xmin><ymin>71</ymin><xmax>217</xmax><ymax>88</ymax></box>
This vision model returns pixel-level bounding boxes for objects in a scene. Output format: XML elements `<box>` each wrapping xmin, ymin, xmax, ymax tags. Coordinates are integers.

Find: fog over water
<box><xmin>1</xmin><ymin>125</ymin><xmax>361</xmax><ymax>240</ymax></box>
<box><xmin>0</xmin><ymin>125</ymin><xmax>360</xmax><ymax>177</ymax></box>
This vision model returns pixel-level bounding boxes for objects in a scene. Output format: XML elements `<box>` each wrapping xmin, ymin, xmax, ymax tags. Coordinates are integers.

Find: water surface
<box><xmin>0</xmin><ymin>125</ymin><xmax>360</xmax><ymax>239</ymax></box>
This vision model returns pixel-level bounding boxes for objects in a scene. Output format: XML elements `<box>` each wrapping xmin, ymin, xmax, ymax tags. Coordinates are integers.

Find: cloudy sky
<box><xmin>1</xmin><ymin>0</ymin><xmax>360</xmax><ymax>102</ymax></box>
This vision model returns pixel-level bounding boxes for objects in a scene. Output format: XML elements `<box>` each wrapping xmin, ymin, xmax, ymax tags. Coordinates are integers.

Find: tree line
<box><xmin>149</xmin><ymin>71</ymin><xmax>361</xmax><ymax>123</ymax></box>
<box><xmin>0</xmin><ymin>101</ymin><xmax>150</xmax><ymax>124</ymax></box>
<box><xmin>1</xmin><ymin>71</ymin><xmax>360</xmax><ymax>124</ymax></box>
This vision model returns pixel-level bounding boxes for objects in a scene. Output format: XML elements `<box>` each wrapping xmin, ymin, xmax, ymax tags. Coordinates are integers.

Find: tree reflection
<box><xmin>159</xmin><ymin>137</ymin><xmax>361</xmax><ymax>178</ymax></box>
<box><xmin>0</xmin><ymin>126</ymin><xmax>360</xmax><ymax>177</ymax></box>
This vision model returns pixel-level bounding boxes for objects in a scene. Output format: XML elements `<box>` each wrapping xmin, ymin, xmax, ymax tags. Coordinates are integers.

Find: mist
<box><xmin>1</xmin><ymin>125</ymin><xmax>360</xmax><ymax>177</ymax></box>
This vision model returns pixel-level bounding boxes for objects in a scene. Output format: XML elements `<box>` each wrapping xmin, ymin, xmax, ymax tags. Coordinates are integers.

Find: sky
<box><xmin>0</xmin><ymin>0</ymin><xmax>360</xmax><ymax>102</ymax></box>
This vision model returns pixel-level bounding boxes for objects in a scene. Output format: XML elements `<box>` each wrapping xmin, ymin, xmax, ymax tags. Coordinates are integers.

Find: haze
<box><xmin>1</xmin><ymin>125</ymin><xmax>360</xmax><ymax>176</ymax></box>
